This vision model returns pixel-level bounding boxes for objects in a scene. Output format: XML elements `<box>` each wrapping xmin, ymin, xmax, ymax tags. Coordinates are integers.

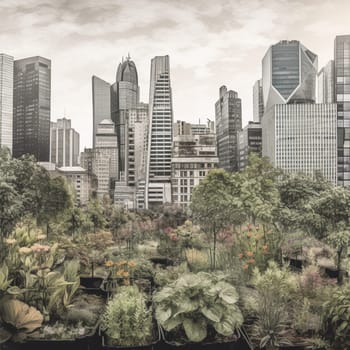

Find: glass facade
<box><xmin>13</xmin><ymin>56</ymin><xmax>51</xmax><ymax>161</ymax></box>
<box><xmin>335</xmin><ymin>35</ymin><xmax>350</xmax><ymax>186</ymax></box>
<box><xmin>0</xmin><ymin>54</ymin><xmax>13</xmax><ymax>152</ymax></box>
<box><xmin>253</xmin><ymin>79</ymin><xmax>264</xmax><ymax>123</ymax></box>
<box><xmin>317</xmin><ymin>60</ymin><xmax>335</xmax><ymax>104</ymax></box>
<box><xmin>262</xmin><ymin>104</ymin><xmax>337</xmax><ymax>184</ymax></box>
<box><xmin>215</xmin><ymin>86</ymin><xmax>242</xmax><ymax>172</ymax></box>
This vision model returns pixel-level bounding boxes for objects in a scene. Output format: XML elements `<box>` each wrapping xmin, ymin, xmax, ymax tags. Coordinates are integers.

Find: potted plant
<box><xmin>153</xmin><ymin>271</ymin><xmax>250</xmax><ymax>349</ymax></box>
<box><xmin>100</xmin><ymin>285</ymin><xmax>158</xmax><ymax>349</ymax></box>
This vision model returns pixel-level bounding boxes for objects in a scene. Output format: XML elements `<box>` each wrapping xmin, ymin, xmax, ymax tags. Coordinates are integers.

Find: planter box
<box><xmin>80</xmin><ymin>277</ymin><xmax>108</xmax><ymax>299</ymax></box>
<box><xmin>159</xmin><ymin>327</ymin><xmax>253</xmax><ymax>350</ymax></box>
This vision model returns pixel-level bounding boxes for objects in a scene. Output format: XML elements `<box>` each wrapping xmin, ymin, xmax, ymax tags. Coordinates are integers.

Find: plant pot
<box><xmin>149</xmin><ymin>257</ymin><xmax>174</xmax><ymax>267</ymax></box>
<box><xmin>80</xmin><ymin>277</ymin><xmax>108</xmax><ymax>298</ymax></box>
<box><xmin>160</xmin><ymin>327</ymin><xmax>253</xmax><ymax>350</ymax></box>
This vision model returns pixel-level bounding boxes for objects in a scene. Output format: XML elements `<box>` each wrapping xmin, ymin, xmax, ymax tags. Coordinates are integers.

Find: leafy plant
<box><xmin>101</xmin><ymin>286</ymin><xmax>153</xmax><ymax>346</ymax></box>
<box><xmin>0</xmin><ymin>297</ymin><xmax>43</xmax><ymax>343</ymax></box>
<box><xmin>0</xmin><ymin>264</ymin><xmax>12</xmax><ymax>297</ymax></box>
<box><xmin>322</xmin><ymin>283</ymin><xmax>350</xmax><ymax>349</ymax></box>
<box><xmin>153</xmin><ymin>271</ymin><xmax>243</xmax><ymax>343</ymax></box>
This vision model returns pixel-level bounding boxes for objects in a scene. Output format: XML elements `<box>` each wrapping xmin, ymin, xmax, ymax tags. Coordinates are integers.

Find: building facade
<box><xmin>262</xmin><ymin>104</ymin><xmax>337</xmax><ymax>183</ymax></box>
<box><xmin>171</xmin><ymin>133</ymin><xmax>218</xmax><ymax>208</ymax></box>
<box><xmin>50</xmin><ymin>117</ymin><xmax>79</xmax><ymax>167</ymax></box>
<box><xmin>92</xmin><ymin>76</ymin><xmax>111</xmax><ymax>148</ymax></box>
<box><xmin>262</xmin><ymin>40</ymin><xmax>318</xmax><ymax>111</ymax></box>
<box><xmin>13</xmin><ymin>56</ymin><xmax>51</xmax><ymax>161</ymax></box>
<box><xmin>335</xmin><ymin>35</ymin><xmax>350</xmax><ymax>186</ymax></box>
<box><xmin>317</xmin><ymin>60</ymin><xmax>335</xmax><ymax>104</ymax></box>
<box><xmin>253</xmin><ymin>79</ymin><xmax>264</xmax><ymax>123</ymax></box>
<box><xmin>0</xmin><ymin>54</ymin><xmax>14</xmax><ymax>152</ymax></box>
<box><xmin>215</xmin><ymin>86</ymin><xmax>242</xmax><ymax>172</ymax></box>
<box><xmin>238</xmin><ymin>122</ymin><xmax>262</xmax><ymax>170</ymax></box>
<box><xmin>146</xmin><ymin>55</ymin><xmax>173</xmax><ymax>209</ymax></box>
<box><xmin>95</xmin><ymin>119</ymin><xmax>118</xmax><ymax>199</ymax></box>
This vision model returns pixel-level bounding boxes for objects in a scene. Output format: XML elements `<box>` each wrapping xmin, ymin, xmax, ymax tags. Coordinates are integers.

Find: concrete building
<box><xmin>95</xmin><ymin>119</ymin><xmax>118</xmax><ymax>199</ymax></box>
<box><xmin>13</xmin><ymin>56</ymin><xmax>51</xmax><ymax>161</ymax></box>
<box><xmin>57</xmin><ymin>166</ymin><xmax>91</xmax><ymax>206</ymax></box>
<box><xmin>171</xmin><ymin>133</ymin><xmax>218</xmax><ymax>208</ymax></box>
<box><xmin>50</xmin><ymin>117</ymin><xmax>79</xmax><ymax>167</ymax></box>
<box><xmin>92</xmin><ymin>76</ymin><xmax>111</xmax><ymax>148</ymax></box>
<box><xmin>146</xmin><ymin>55</ymin><xmax>173</xmax><ymax>209</ymax></box>
<box><xmin>262</xmin><ymin>104</ymin><xmax>337</xmax><ymax>183</ymax></box>
<box><xmin>262</xmin><ymin>40</ymin><xmax>318</xmax><ymax>111</ymax></box>
<box><xmin>238</xmin><ymin>122</ymin><xmax>262</xmax><ymax>170</ymax></box>
<box><xmin>334</xmin><ymin>35</ymin><xmax>350</xmax><ymax>186</ymax></box>
<box><xmin>174</xmin><ymin>120</ymin><xmax>192</xmax><ymax>137</ymax></box>
<box><xmin>317</xmin><ymin>60</ymin><xmax>335</xmax><ymax>104</ymax></box>
<box><xmin>253</xmin><ymin>79</ymin><xmax>264</xmax><ymax>123</ymax></box>
<box><xmin>215</xmin><ymin>86</ymin><xmax>242</xmax><ymax>172</ymax></box>
<box><xmin>191</xmin><ymin>120</ymin><xmax>215</xmax><ymax>135</ymax></box>
<box><xmin>0</xmin><ymin>54</ymin><xmax>13</xmax><ymax>152</ymax></box>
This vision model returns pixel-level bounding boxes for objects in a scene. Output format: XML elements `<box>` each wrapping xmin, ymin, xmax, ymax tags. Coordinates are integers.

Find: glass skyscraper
<box><xmin>335</xmin><ymin>35</ymin><xmax>350</xmax><ymax>186</ymax></box>
<box><xmin>317</xmin><ymin>60</ymin><xmax>335</xmax><ymax>104</ymax></box>
<box><xmin>262</xmin><ymin>40</ymin><xmax>318</xmax><ymax>111</ymax></box>
<box><xmin>145</xmin><ymin>55</ymin><xmax>173</xmax><ymax>209</ymax></box>
<box><xmin>92</xmin><ymin>76</ymin><xmax>111</xmax><ymax>148</ymax></box>
<box><xmin>0</xmin><ymin>53</ymin><xmax>13</xmax><ymax>152</ymax></box>
<box><xmin>215</xmin><ymin>86</ymin><xmax>242</xmax><ymax>172</ymax></box>
<box><xmin>13</xmin><ymin>56</ymin><xmax>51</xmax><ymax>161</ymax></box>
<box><xmin>253</xmin><ymin>79</ymin><xmax>264</xmax><ymax>123</ymax></box>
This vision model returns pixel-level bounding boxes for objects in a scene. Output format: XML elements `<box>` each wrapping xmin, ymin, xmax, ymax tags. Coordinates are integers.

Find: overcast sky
<box><xmin>1</xmin><ymin>0</ymin><xmax>350</xmax><ymax>149</ymax></box>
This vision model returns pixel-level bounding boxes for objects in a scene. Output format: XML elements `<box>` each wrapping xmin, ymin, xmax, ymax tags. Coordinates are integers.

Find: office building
<box><xmin>13</xmin><ymin>56</ymin><xmax>51</xmax><ymax>161</ymax></box>
<box><xmin>317</xmin><ymin>60</ymin><xmax>335</xmax><ymax>104</ymax></box>
<box><xmin>0</xmin><ymin>54</ymin><xmax>14</xmax><ymax>152</ymax></box>
<box><xmin>95</xmin><ymin>119</ymin><xmax>118</xmax><ymax>199</ymax></box>
<box><xmin>215</xmin><ymin>86</ymin><xmax>242</xmax><ymax>172</ymax></box>
<box><xmin>171</xmin><ymin>133</ymin><xmax>218</xmax><ymax>208</ymax></box>
<box><xmin>191</xmin><ymin>120</ymin><xmax>215</xmax><ymax>135</ymax></box>
<box><xmin>238</xmin><ymin>122</ymin><xmax>262</xmax><ymax>170</ymax></box>
<box><xmin>145</xmin><ymin>55</ymin><xmax>173</xmax><ymax>209</ymax></box>
<box><xmin>335</xmin><ymin>35</ymin><xmax>350</xmax><ymax>186</ymax></box>
<box><xmin>262</xmin><ymin>40</ymin><xmax>318</xmax><ymax>111</ymax></box>
<box><xmin>253</xmin><ymin>79</ymin><xmax>264</xmax><ymax>123</ymax></box>
<box><xmin>174</xmin><ymin>120</ymin><xmax>192</xmax><ymax>137</ymax></box>
<box><xmin>50</xmin><ymin>117</ymin><xmax>80</xmax><ymax>167</ymax></box>
<box><xmin>262</xmin><ymin>103</ymin><xmax>337</xmax><ymax>183</ymax></box>
<box><xmin>92</xmin><ymin>76</ymin><xmax>111</xmax><ymax>148</ymax></box>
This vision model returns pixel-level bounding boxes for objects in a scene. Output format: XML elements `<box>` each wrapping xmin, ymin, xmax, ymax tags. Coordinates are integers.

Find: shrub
<box><xmin>153</xmin><ymin>271</ymin><xmax>243</xmax><ymax>343</ymax></box>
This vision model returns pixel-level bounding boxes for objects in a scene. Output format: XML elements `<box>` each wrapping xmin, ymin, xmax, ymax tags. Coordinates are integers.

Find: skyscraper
<box><xmin>145</xmin><ymin>55</ymin><xmax>173</xmax><ymax>209</ymax></box>
<box><xmin>335</xmin><ymin>35</ymin><xmax>350</xmax><ymax>186</ymax></box>
<box><xmin>317</xmin><ymin>60</ymin><xmax>335</xmax><ymax>104</ymax></box>
<box><xmin>13</xmin><ymin>56</ymin><xmax>51</xmax><ymax>161</ymax></box>
<box><xmin>92</xmin><ymin>76</ymin><xmax>111</xmax><ymax>148</ymax></box>
<box><xmin>50</xmin><ymin>117</ymin><xmax>80</xmax><ymax>168</ymax></box>
<box><xmin>215</xmin><ymin>86</ymin><xmax>242</xmax><ymax>172</ymax></box>
<box><xmin>262</xmin><ymin>40</ymin><xmax>318</xmax><ymax>111</ymax></box>
<box><xmin>253</xmin><ymin>79</ymin><xmax>264</xmax><ymax>122</ymax></box>
<box><xmin>0</xmin><ymin>54</ymin><xmax>13</xmax><ymax>152</ymax></box>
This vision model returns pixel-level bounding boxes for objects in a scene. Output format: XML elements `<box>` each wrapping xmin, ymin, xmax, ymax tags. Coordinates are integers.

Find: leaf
<box><xmin>201</xmin><ymin>304</ymin><xmax>223</xmax><ymax>323</ymax></box>
<box><xmin>162</xmin><ymin>315</ymin><xmax>183</xmax><ymax>331</ymax></box>
<box><xmin>155</xmin><ymin>306</ymin><xmax>172</xmax><ymax>324</ymax></box>
<box><xmin>183</xmin><ymin>318</ymin><xmax>207</xmax><ymax>342</ymax></box>
<box><xmin>0</xmin><ymin>328</ymin><xmax>12</xmax><ymax>344</ymax></box>
<box><xmin>219</xmin><ymin>285</ymin><xmax>239</xmax><ymax>304</ymax></box>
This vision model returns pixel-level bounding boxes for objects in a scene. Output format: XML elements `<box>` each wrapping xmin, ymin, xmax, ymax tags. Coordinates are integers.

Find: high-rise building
<box><xmin>0</xmin><ymin>54</ymin><xmax>13</xmax><ymax>152</ymax></box>
<box><xmin>238</xmin><ymin>121</ymin><xmax>262</xmax><ymax>170</ymax></box>
<box><xmin>335</xmin><ymin>35</ymin><xmax>350</xmax><ymax>186</ymax></box>
<box><xmin>317</xmin><ymin>60</ymin><xmax>335</xmax><ymax>104</ymax></box>
<box><xmin>191</xmin><ymin>120</ymin><xmax>215</xmax><ymax>135</ymax></box>
<box><xmin>253</xmin><ymin>79</ymin><xmax>264</xmax><ymax>122</ymax></box>
<box><xmin>92</xmin><ymin>76</ymin><xmax>111</xmax><ymax>148</ymax></box>
<box><xmin>13</xmin><ymin>56</ymin><xmax>51</xmax><ymax>161</ymax></box>
<box><xmin>262</xmin><ymin>40</ymin><xmax>318</xmax><ymax>111</ymax></box>
<box><xmin>171</xmin><ymin>132</ymin><xmax>218</xmax><ymax>208</ymax></box>
<box><xmin>145</xmin><ymin>55</ymin><xmax>173</xmax><ymax>209</ymax></box>
<box><xmin>215</xmin><ymin>86</ymin><xmax>242</xmax><ymax>172</ymax></box>
<box><xmin>262</xmin><ymin>104</ymin><xmax>337</xmax><ymax>183</ymax></box>
<box><xmin>50</xmin><ymin>117</ymin><xmax>80</xmax><ymax>168</ymax></box>
<box><xmin>95</xmin><ymin>119</ymin><xmax>118</xmax><ymax>199</ymax></box>
<box><xmin>174</xmin><ymin>120</ymin><xmax>192</xmax><ymax>137</ymax></box>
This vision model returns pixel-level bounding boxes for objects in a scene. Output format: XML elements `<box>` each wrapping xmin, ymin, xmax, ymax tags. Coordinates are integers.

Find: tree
<box><xmin>191</xmin><ymin>169</ymin><xmax>236</xmax><ymax>269</ymax></box>
<box><xmin>86</xmin><ymin>199</ymin><xmax>106</xmax><ymax>233</ymax></box>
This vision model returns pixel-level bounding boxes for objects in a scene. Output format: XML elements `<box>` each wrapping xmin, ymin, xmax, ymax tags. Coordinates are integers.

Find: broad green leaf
<box><xmin>201</xmin><ymin>304</ymin><xmax>223</xmax><ymax>323</ymax></box>
<box><xmin>183</xmin><ymin>318</ymin><xmax>207</xmax><ymax>342</ymax></box>
<box><xmin>155</xmin><ymin>306</ymin><xmax>172</xmax><ymax>324</ymax></box>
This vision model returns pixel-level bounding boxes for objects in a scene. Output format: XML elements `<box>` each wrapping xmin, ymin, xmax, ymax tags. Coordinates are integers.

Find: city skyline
<box><xmin>1</xmin><ymin>0</ymin><xmax>350</xmax><ymax>149</ymax></box>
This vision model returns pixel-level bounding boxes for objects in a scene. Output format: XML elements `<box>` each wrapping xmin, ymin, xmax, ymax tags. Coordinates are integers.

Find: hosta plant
<box><xmin>100</xmin><ymin>286</ymin><xmax>153</xmax><ymax>347</ymax></box>
<box><xmin>153</xmin><ymin>271</ymin><xmax>243</xmax><ymax>343</ymax></box>
<box><xmin>0</xmin><ymin>297</ymin><xmax>43</xmax><ymax>343</ymax></box>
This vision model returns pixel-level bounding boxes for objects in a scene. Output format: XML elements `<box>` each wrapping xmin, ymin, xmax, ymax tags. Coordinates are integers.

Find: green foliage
<box><xmin>0</xmin><ymin>297</ymin><xmax>43</xmax><ymax>343</ymax></box>
<box><xmin>322</xmin><ymin>283</ymin><xmax>350</xmax><ymax>349</ymax></box>
<box><xmin>101</xmin><ymin>286</ymin><xmax>153</xmax><ymax>346</ymax></box>
<box><xmin>0</xmin><ymin>264</ymin><xmax>12</xmax><ymax>298</ymax></box>
<box><xmin>153</xmin><ymin>272</ymin><xmax>243</xmax><ymax>343</ymax></box>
